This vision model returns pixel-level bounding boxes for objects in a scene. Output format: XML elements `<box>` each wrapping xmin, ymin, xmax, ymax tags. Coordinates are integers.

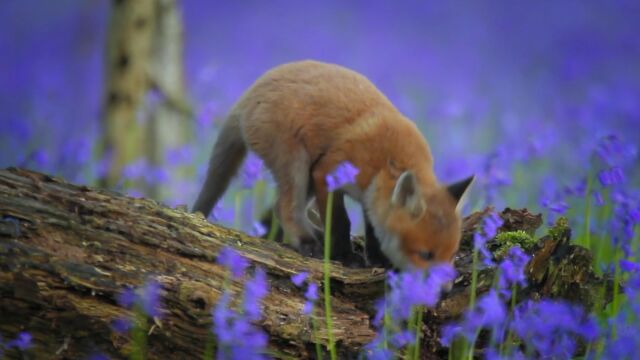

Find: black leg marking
<box><xmin>363</xmin><ymin>210</ymin><xmax>392</xmax><ymax>269</ymax></box>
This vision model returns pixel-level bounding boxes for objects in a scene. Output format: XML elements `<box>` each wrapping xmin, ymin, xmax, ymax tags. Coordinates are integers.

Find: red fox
<box><xmin>192</xmin><ymin>60</ymin><xmax>473</xmax><ymax>270</ymax></box>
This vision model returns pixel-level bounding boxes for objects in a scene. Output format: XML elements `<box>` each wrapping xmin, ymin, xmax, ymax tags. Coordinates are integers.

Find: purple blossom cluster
<box><xmin>366</xmin><ymin>264</ymin><xmax>457</xmax><ymax>358</ymax></box>
<box><xmin>442</xmin><ymin>245</ymin><xmax>601</xmax><ymax>359</ymax></box>
<box><xmin>291</xmin><ymin>271</ymin><xmax>319</xmax><ymax>315</ymax></box>
<box><xmin>241</xmin><ymin>153</ymin><xmax>264</xmax><ymax>189</ymax></box>
<box><xmin>325</xmin><ymin>162</ymin><xmax>359</xmax><ymax>192</ymax></box>
<box><xmin>0</xmin><ymin>331</ymin><xmax>33</xmax><ymax>357</ymax></box>
<box><xmin>112</xmin><ymin>279</ymin><xmax>164</xmax><ymax>334</ymax></box>
<box><xmin>474</xmin><ymin>212</ymin><xmax>504</xmax><ymax>266</ymax></box>
<box><xmin>213</xmin><ymin>246</ymin><xmax>270</xmax><ymax>360</ymax></box>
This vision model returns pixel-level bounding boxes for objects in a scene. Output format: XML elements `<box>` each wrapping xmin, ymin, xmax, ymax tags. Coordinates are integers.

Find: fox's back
<box><xmin>236</xmin><ymin>60</ymin><xmax>433</xmax><ymax>183</ymax></box>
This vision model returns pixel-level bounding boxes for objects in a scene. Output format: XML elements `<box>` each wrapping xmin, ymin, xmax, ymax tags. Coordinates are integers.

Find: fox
<box><xmin>192</xmin><ymin>60</ymin><xmax>473</xmax><ymax>270</ymax></box>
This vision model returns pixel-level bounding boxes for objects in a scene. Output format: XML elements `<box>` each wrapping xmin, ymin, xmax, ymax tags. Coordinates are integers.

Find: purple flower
<box><xmin>249</xmin><ymin>221</ymin><xmax>267</xmax><ymax>237</ymax></box>
<box><xmin>6</xmin><ymin>331</ymin><xmax>32</xmax><ymax>351</ymax></box>
<box><xmin>218</xmin><ymin>246</ymin><xmax>249</xmax><ymax>279</ymax></box>
<box><xmin>594</xmin><ymin>134</ymin><xmax>637</xmax><ymax>167</ymax></box>
<box><xmin>441</xmin><ymin>290</ymin><xmax>507</xmax><ymax>345</ymax></box>
<box><xmin>541</xmin><ymin>198</ymin><xmax>570</xmax><ymax>214</ymax></box>
<box><xmin>243</xmin><ymin>267</ymin><xmax>269</xmax><ymax>321</ymax></box>
<box><xmin>111</xmin><ymin>317</ymin><xmax>132</xmax><ymax>334</ymax></box>
<box><xmin>290</xmin><ymin>271</ymin><xmax>318</xmax><ymax>315</ymax></box>
<box><xmin>116</xmin><ymin>288</ymin><xmax>134</xmax><ymax>308</ymax></box>
<box><xmin>241</xmin><ymin>153</ymin><xmax>264</xmax><ymax>189</ymax></box>
<box><xmin>474</xmin><ymin>212</ymin><xmax>504</xmax><ymax>266</ymax></box>
<box><xmin>511</xmin><ymin>300</ymin><xmax>598</xmax><ymax>358</ymax></box>
<box><xmin>325</xmin><ymin>161</ymin><xmax>359</xmax><ymax>192</ymax></box>
<box><xmin>390</xmin><ymin>330</ymin><xmax>415</xmax><ymax>347</ymax></box>
<box><xmin>369</xmin><ymin>264</ymin><xmax>456</xmax><ymax>354</ymax></box>
<box><xmin>291</xmin><ymin>271</ymin><xmax>309</xmax><ymax>287</ymax></box>
<box><xmin>385</xmin><ymin>264</ymin><xmax>457</xmax><ymax>321</ymax></box>
<box><xmin>593</xmin><ymin>191</ymin><xmax>605</xmax><ymax>206</ymax></box>
<box><xmin>440</xmin><ymin>324</ymin><xmax>463</xmax><ymax>346</ymax></box>
<box><xmin>620</xmin><ymin>260</ymin><xmax>640</xmax><ymax>273</ymax></box>
<box><xmin>363</xmin><ymin>337</ymin><xmax>394</xmax><ymax>360</ymax></box>
<box><xmin>116</xmin><ymin>279</ymin><xmax>163</xmax><ymax>318</ymax></box>
<box><xmin>597</xmin><ymin>166</ymin><xmax>625</xmax><ymax>187</ymax></box>
<box><xmin>141</xmin><ymin>280</ymin><xmax>163</xmax><ymax>318</ymax></box>
<box><xmin>212</xmin><ymin>282</ymin><xmax>269</xmax><ymax>360</ymax></box>
<box><xmin>302</xmin><ymin>283</ymin><xmax>318</xmax><ymax>315</ymax></box>
<box><xmin>497</xmin><ymin>246</ymin><xmax>530</xmax><ymax>297</ymax></box>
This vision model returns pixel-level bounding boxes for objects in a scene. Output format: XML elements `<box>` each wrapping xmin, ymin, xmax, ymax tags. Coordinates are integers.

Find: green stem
<box><xmin>412</xmin><ymin>306</ymin><xmax>424</xmax><ymax>360</ymax></box>
<box><xmin>267</xmin><ymin>210</ymin><xmax>279</xmax><ymax>242</ymax></box>
<box><xmin>583</xmin><ymin>171</ymin><xmax>593</xmax><ymax>249</ymax></box>
<box><xmin>253</xmin><ymin>180</ymin><xmax>266</xmax><ymax>219</ymax></box>
<box><xmin>469</xmin><ymin>248</ymin><xmax>479</xmax><ymax>309</ymax></box>
<box><xmin>130</xmin><ymin>307</ymin><xmax>148</xmax><ymax>360</ymax></box>
<box><xmin>202</xmin><ymin>332</ymin><xmax>215</xmax><ymax>360</ymax></box>
<box><xmin>323</xmin><ymin>191</ymin><xmax>337</xmax><ymax>360</ymax></box>
<box><xmin>234</xmin><ymin>190</ymin><xmax>244</xmax><ymax>230</ymax></box>
<box><xmin>311</xmin><ymin>308</ymin><xmax>323</xmax><ymax>360</ymax></box>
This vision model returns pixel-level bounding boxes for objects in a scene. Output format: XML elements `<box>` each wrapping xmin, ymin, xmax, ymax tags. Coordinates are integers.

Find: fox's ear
<box><xmin>446</xmin><ymin>175</ymin><xmax>474</xmax><ymax>209</ymax></box>
<box><xmin>392</xmin><ymin>171</ymin><xmax>426</xmax><ymax>218</ymax></box>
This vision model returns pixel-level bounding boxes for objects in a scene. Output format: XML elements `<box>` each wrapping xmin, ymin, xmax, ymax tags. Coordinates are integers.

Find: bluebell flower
<box><xmin>497</xmin><ymin>246</ymin><xmax>530</xmax><ymax>297</ymax></box>
<box><xmin>141</xmin><ymin>279</ymin><xmax>163</xmax><ymax>319</ymax></box>
<box><xmin>6</xmin><ymin>331</ymin><xmax>33</xmax><ymax>351</ymax></box>
<box><xmin>218</xmin><ymin>246</ymin><xmax>249</xmax><ymax>279</ymax></box>
<box><xmin>541</xmin><ymin>198</ymin><xmax>570</xmax><ymax>214</ymax></box>
<box><xmin>594</xmin><ymin>134</ymin><xmax>637</xmax><ymax>167</ymax></box>
<box><xmin>390</xmin><ymin>330</ymin><xmax>415</xmax><ymax>348</ymax></box>
<box><xmin>291</xmin><ymin>271</ymin><xmax>309</xmax><ymax>287</ymax></box>
<box><xmin>249</xmin><ymin>221</ymin><xmax>267</xmax><ymax>237</ymax></box>
<box><xmin>511</xmin><ymin>299</ymin><xmax>598</xmax><ymax>359</ymax></box>
<box><xmin>369</xmin><ymin>264</ymin><xmax>456</xmax><ymax>355</ymax></box>
<box><xmin>326</xmin><ymin>161</ymin><xmax>359</xmax><ymax>192</ymax></box>
<box><xmin>290</xmin><ymin>271</ymin><xmax>318</xmax><ymax>315</ymax></box>
<box><xmin>593</xmin><ymin>191</ymin><xmax>605</xmax><ymax>206</ymax></box>
<box><xmin>620</xmin><ymin>259</ymin><xmax>640</xmax><ymax>273</ymax></box>
<box><xmin>363</xmin><ymin>337</ymin><xmax>394</xmax><ymax>360</ymax></box>
<box><xmin>441</xmin><ymin>289</ymin><xmax>507</xmax><ymax>345</ymax></box>
<box><xmin>212</xmin><ymin>268</ymin><xmax>270</xmax><ymax>360</ymax></box>
<box><xmin>115</xmin><ymin>279</ymin><xmax>164</xmax><ymax>318</ymax></box>
<box><xmin>474</xmin><ymin>212</ymin><xmax>504</xmax><ymax>266</ymax></box>
<box><xmin>111</xmin><ymin>317</ymin><xmax>132</xmax><ymax>334</ymax></box>
<box><xmin>597</xmin><ymin>166</ymin><xmax>625</xmax><ymax>187</ymax></box>
<box><xmin>243</xmin><ymin>267</ymin><xmax>269</xmax><ymax>322</ymax></box>
<box><xmin>242</xmin><ymin>153</ymin><xmax>264</xmax><ymax>189</ymax></box>
<box><xmin>302</xmin><ymin>283</ymin><xmax>318</xmax><ymax>315</ymax></box>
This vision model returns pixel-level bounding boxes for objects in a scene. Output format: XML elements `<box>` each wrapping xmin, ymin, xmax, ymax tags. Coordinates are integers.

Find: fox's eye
<box><xmin>418</xmin><ymin>250</ymin><xmax>434</xmax><ymax>261</ymax></box>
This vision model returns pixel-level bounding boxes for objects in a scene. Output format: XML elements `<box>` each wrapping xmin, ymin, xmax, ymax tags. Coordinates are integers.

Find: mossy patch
<box><xmin>494</xmin><ymin>230</ymin><xmax>536</xmax><ymax>259</ymax></box>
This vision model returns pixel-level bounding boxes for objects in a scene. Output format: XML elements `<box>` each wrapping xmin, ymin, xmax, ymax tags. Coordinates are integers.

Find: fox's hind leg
<box><xmin>271</xmin><ymin>153</ymin><xmax>322</xmax><ymax>257</ymax></box>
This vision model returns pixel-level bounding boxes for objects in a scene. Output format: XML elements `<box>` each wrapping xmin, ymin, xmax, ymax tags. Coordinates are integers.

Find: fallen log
<box><xmin>0</xmin><ymin>168</ymin><xmax>611</xmax><ymax>359</ymax></box>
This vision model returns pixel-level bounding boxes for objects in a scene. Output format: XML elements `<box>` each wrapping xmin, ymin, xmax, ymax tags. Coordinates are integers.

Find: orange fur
<box><xmin>193</xmin><ymin>60</ymin><xmax>473</xmax><ymax>270</ymax></box>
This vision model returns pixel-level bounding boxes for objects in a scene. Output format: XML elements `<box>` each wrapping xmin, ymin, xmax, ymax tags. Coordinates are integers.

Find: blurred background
<box><xmin>1</xmin><ymin>0</ymin><xmax>638</xmax><ymax>236</ymax></box>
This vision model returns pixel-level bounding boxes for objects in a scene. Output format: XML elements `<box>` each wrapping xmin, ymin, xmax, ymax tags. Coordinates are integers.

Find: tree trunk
<box><xmin>100</xmin><ymin>0</ymin><xmax>191</xmax><ymax>197</ymax></box>
<box><xmin>100</xmin><ymin>0</ymin><xmax>155</xmax><ymax>189</ymax></box>
<box><xmin>0</xmin><ymin>168</ymin><xmax>611</xmax><ymax>359</ymax></box>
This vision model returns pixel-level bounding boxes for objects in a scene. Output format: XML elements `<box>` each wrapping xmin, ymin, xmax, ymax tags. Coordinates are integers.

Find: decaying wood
<box><xmin>0</xmin><ymin>168</ymin><xmax>611</xmax><ymax>359</ymax></box>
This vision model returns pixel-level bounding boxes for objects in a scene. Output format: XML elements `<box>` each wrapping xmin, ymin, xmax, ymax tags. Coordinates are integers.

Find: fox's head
<box><xmin>372</xmin><ymin>171</ymin><xmax>474</xmax><ymax>271</ymax></box>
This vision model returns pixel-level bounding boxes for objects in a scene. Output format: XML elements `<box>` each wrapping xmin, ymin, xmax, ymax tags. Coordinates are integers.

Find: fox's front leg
<box><xmin>363</xmin><ymin>210</ymin><xmax>392</xmax><ymax>269</ymax></box>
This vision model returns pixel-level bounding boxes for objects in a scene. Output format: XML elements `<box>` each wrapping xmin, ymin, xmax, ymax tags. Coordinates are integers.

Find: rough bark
<box><xmin>100</xmin><ymin>0</ymin><xmax>155</xmax><ymax>189</ymax></box>
<box><xmin>0</xmin><ymin>168</ymin><xmax>611</xmax><ymax>359</ymax></box>
<box><xmin>100</xmin><ymin>0</ymin><xmax>191</xmax><ymax>195</ymax></box>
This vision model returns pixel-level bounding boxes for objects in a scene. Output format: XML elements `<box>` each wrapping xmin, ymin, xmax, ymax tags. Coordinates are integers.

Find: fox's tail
<box><xmin>192</xmin><ymin>112</ymin><xmax>246</xmax><ymax>217</ymax></box>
